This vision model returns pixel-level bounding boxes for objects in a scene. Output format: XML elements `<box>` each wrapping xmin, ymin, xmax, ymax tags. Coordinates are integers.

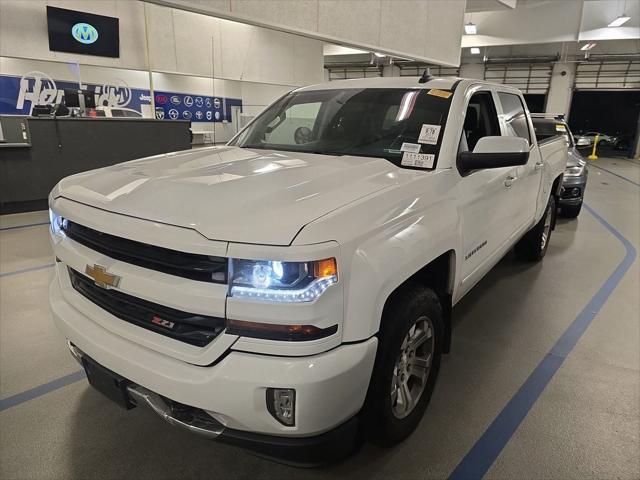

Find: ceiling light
<box><xmin>580</xmin><ymin>42</ymin><xmax>597</xmax><ymax>51</ymax></box>
<box><xmin>608</xmin><ymin>15</ymin><xmax>631</xmax><ymax>27</ymax></box>
<box><xmin>464</xmin><ymin>23</ymin><xmax>477</xmax><ymax>35</ymax></box>
<box><xmin>374</xmin><ymin>52</ymin><xmax>386</xmax><ymax>58</ymax></box>
<box><xmin>470</xmin><ymin>47</ymin><xmax>481</xmax><ymax>55</ymax></box>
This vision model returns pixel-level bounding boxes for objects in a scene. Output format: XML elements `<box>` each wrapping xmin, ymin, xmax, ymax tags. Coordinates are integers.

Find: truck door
<box><xmin>496</xmin><ymin>91</ymin><xmax>542</xmax><ymax>233</ymax></box>
<box><xmin>457</xmin><ymin>87</ymin><xmax>516</xmax><ymax>298</ymax></box>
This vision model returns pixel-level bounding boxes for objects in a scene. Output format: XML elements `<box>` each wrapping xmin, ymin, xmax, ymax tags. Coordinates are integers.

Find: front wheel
<box><xmin>362</xmin><ymin>283</ymin><xmax>443</xmax><ymax>446</ymax></box>
<box><xmin>515</xmin><ymin>194</ymin><xmax>556</xmax><ymax>262</ymax></box>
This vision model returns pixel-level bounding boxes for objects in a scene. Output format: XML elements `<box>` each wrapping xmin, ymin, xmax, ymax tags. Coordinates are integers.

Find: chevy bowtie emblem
<box><xmin>85</xmin><ymin>264</ymin><xmax>120</xmax><ymax>289</ymax></box>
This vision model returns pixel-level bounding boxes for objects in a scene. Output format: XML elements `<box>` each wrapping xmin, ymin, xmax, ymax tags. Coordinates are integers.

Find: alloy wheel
<box><xmin>390</xmin><ymin>316</ymin><xmax>434</xmax><ymax>419</ymax></box>
<box><xmin>541</xmin><ymin>204</ymin><xmax>553</xmax><ymax>251</ymax></box>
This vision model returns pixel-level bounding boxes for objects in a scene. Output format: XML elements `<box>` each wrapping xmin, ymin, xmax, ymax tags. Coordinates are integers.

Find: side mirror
<box><xmin>458</xmin><ymin>136</ymin><xmax>530</xmax><ymax>172</ymax></box>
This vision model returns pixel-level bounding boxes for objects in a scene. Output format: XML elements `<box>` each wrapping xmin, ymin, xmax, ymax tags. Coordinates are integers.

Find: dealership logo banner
<box><xmin>153</xmin><ymin>90</ymin><xmax>242</xmax><ymax>123</ymax></box>
<box><xmin>0</xmin><ymin>73</ymin><xmax>242</xmax><ymax>123</ymax></box>
<box><xmin>0</xmin><ymin>72</ymin><xmax>150</xmax><ymax>115</ymax></box>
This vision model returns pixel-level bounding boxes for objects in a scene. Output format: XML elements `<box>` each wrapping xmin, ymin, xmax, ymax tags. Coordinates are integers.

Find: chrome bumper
<box><xmin>126</xmin><ymin>384</ymin><xmax>224</xmax><ymax>439</ymax></box>
<box><xmin>68</xmin><ymin>342</ymin><xmax>224</xmax><ymax>440</ymax></box>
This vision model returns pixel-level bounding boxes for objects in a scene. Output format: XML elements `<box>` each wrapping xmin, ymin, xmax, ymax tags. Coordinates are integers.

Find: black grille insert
<box><xmin>68</xmin><ymin>267</ymin><xmax>225</xmax><ymax>347</ymax></box>
<box><xmin>63</xmin><ymin>221</ymin><xmax>227</xmax><ymax>284</ymax></box>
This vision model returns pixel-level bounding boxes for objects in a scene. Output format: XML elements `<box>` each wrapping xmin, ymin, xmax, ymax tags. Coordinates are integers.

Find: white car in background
<box><xmin>574</xmin><ymin>131</ymin><xmax>617</xmax><ymax>148</ymax></box>
<box><xmin>94</xmin><ymin>106</ymin><xmax>143</xmax><ymax>118</ymax></box>
<box><xmin>49</xmin><ymin>77</ymin><xmax>566</xmax><ymax>465</ymax></box>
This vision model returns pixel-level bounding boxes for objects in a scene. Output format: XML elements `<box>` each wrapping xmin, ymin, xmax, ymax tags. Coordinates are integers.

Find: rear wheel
<box><xmin>515</xmin><ymin>195</ymin><xmax>556</xmax><ymax>262</ymax></box>
<box><xmin>363</xmin><ymin>283</ymin><xmax>443</xmax><ymax>446</ymax></box>
<box><xmin>560</xmin><ymin>202</ymin><xmax>582</xmax><ymax>218</ymax></box>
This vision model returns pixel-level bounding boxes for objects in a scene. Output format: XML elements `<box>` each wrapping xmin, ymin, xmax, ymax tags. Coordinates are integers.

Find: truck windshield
<box><xmin>229</xmin><ymin>88</ymin><xmax>453</xmax><ymax>167</ymax></box>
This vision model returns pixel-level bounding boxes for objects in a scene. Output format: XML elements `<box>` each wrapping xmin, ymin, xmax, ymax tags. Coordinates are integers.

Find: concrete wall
<box><xmin>143</xmin><ymin>3</ymin><xmax>323</xmax><ymax>86</ymax></box>
<box><xmin>154</xmin><ymin>0</ymin><xmax>466</xmax><ymax>66</ymax></box>
<box><xmin>0</xmin><ymin>0</ymin><xmax>325</xmax><ymax>142</ymax></box>
<box><xmin>0</xmin><ymin>0</ymin><xmax>149</xmax><ymax>69</ymax></box>
<box><xmin>459</xmin><ymin>62</ymin><xmax>484</xmax><ymax>80</ymax></box>
<box><xmin>0</xmin><ymin>0</ymin><xmax>324</xmax><ymax>86</ymax></box>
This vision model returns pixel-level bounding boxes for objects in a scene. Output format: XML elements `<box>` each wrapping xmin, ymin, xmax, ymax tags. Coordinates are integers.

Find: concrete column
<box><xmin>459</xmin><ymin>62</ymin><xmax>485</xmax><ymax>80</ymax></box>
<box><xmin>382</xmin><ymin>64</ymin><xmax>401</xmax><ymax>77</ymax></box>
<box><xmin>545</xmin><ymin>62</ymin><xmax>576</xmax><ymax>118</ymax></box>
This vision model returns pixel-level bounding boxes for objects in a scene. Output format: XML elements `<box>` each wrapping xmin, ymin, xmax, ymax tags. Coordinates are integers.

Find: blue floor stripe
<box><xmin>0</xmin><ymin>370</ymin><xmax>86</xmax><ymax>412</ymax></box>
<box><xmin>0</xmin><ymin>221</ymin><xmax>50</xmax><ymax>232</ymax></box>
<box><xmin>0</xmin><ymin>263</ymin><xmax>55</xmax><ymax>278</ymax></box>
<box><xmin>589</xmin><ymin>162</ymin><xmax>640</xmax><ymax>187</ymax></box>
<box><xmin>448</xmin><ymin>203</ymin><xmax>637</xmax><ymax>480</ymax></box>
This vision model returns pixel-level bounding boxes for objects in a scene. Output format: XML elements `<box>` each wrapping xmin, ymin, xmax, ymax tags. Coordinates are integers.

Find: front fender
<box><xmin>294</xmin><ymin>169</ymin><xmax>461</xmax><ymax>342</ymax></box>
<box><xmin>341</xmin><ymin>201</ymin><xmax>459</xmax><ymax>341</ymax></box>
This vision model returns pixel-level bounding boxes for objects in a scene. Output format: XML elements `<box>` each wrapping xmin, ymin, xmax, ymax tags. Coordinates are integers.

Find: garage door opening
<box><xmin>569</xmin><ymin>90</ymin><xmax>640</xmax><ymax>158</ymax></box>
<box><xmin>524</xmin><ymin>94</ymin><xmax>546</xmax><ymax>113</ymax></box>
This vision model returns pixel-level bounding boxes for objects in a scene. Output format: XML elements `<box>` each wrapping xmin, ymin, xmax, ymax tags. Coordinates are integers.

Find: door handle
<box><xmin>504</xmin><ymin>175</ymin><xmax>517</xmax><ymax>188</ymax></box>
<box><xmin>534</xmin><ymin>161</ymin><xmax>544</xmax><ymax>171</ymax></box>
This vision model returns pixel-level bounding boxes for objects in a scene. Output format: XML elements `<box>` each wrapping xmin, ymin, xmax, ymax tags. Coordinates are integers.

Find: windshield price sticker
<box><xmin>400</xmin><ymin>142</ymin><xmax>421</xmax><ymax>153</ymax></box>
<box><xmin>556</xmin><ymin>124</ymin><xmax>567</xmax><ymax>132</ymax></box>
<box><xmin>401</xmin><ymin>152</ymin><xmax>435</xmax><ymax>169</ymax></box>
<box><xmin>418</xmin><ymin>124</ymin><xmax>441</xmax><ymax>145</ymax></box>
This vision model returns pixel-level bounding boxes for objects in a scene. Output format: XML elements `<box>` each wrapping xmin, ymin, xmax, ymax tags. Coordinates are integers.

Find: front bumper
<box><xmin>69</xmin><ymin>345</ymin><xmax>361</xmax><ymax>466</ymax></box>
<box><xmin>560</xmin><ymin>175</ymin><xmax>587</xmax><ymax>206</ymax></box>
<box><xmin>50</xmin><ymin>278</ymin><xmax>378</xmax><ymax>439</ymax></box>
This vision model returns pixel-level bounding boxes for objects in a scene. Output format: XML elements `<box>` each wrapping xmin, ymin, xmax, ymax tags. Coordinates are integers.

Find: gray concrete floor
<box><xmin>1</xmin><ymin>157</ymin><xmax>638</xmax><ymax>480</ymax></box>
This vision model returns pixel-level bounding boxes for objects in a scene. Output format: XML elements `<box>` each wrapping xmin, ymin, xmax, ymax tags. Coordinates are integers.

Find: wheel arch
<box><xmin>379</xmin><ymin>250</ymin><xmax>456</xmax><ymax>354</ymax></box>
<box><xmin>552</xmin><ymin>173</ymin><xmax>564</xmax><ymax>197</ymax></box>
<box><xmin>551</xmin><ymin>174</ymin><xmax>563</xmax><ymax>229</ymax></box>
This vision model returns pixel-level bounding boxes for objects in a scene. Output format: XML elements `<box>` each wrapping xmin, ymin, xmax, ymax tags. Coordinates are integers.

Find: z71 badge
<box><xmin>151</xmin><ymin>316</ymin><xmax>175</xmax><ymax>330</ymax></box>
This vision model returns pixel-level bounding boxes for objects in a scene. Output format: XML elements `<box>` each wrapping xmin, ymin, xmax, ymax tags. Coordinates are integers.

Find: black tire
<box><xmin>560</xmin><ymin>202</ymin><xmax>582</xmax><ymax>218</ymax></box>
<box><xmin>362</xmin><ymin>282</ymin><xmax>443</xmax><ymax>447</ymax></box>
<box><xmin>515</xmin><ymin>194</ymin><xmax>556</xmax><ymax>262</ymax></box>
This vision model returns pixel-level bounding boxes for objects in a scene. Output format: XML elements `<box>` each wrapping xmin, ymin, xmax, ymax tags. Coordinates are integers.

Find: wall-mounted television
<box><xmin>46</xmin><ymin>6</ymin><xmax>119</xmax><ymax>58</ymax></box>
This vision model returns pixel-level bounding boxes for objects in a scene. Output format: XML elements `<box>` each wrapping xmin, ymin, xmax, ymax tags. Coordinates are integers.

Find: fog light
<box><xmin>266</xmin><ymin>388</ymin><xmax>296</xmax><ymax>426</ymax></box>
<box><xmin>571</xmin><ymin>187</ymin><xmax>581</xmax><ymax>197</ymax></box>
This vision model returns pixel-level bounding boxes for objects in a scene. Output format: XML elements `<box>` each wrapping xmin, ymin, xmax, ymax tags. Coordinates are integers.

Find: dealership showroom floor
<box><xmin>2</xmin><ymin>0</ymin><xmax>640</xmax><ymax>479</ymax></box>
<box><xmin>1</xmin><ymin>157</ymin><xmax>638</xmax><ymax>479</ymax></box>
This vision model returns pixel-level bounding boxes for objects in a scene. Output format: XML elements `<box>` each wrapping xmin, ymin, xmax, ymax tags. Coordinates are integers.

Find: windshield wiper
<box><xmin>241</xmin><ymin>144</ymin><xmax>343</xmax><ymax>156</ymax></box>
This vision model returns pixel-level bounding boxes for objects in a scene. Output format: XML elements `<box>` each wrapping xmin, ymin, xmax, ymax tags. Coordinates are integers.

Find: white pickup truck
<box><xmin>49</xmin><ymin>76</ymin><xmax>566</xmax><ymax>465</ymax></box>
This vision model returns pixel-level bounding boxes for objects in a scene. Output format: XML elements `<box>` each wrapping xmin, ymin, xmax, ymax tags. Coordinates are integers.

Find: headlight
<box><xmin>229</xmin><ymin>258</ymin><xmax>337</xmax><ymax>302</ymax></box>
<box><xmin>49</xmin><ymin>209</ymin><xmax>66</xmax><ymax>242</ymax></box>
<box><xmin>565</xmin><ymin>165</ymin><xmax>584</xmax><ymax>177</ymax></box>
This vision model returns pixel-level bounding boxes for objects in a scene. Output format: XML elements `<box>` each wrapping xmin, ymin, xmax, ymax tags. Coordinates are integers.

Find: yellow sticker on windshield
<box><xmin>555</xmin><ymin>124</ymin><xmax>567</xmax><ymax>132</ymax></box>
<box><xmin>427</xmin><ymin>89</ymin><xmax>453</xmax><ymax>99</ymax></box>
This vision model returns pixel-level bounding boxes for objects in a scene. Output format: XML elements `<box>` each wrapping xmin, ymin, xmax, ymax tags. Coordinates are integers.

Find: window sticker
<box><xmin>401</xmin><ymin>152</ymin><xmax>435</xmax><ymax>169</ymax></box>
<box><xmin>400</xmin><ymin>142</ymin><xmax>421</xmax><ymax>153</ymax></box>
<box><xmin>555</xmin><ymin>124</ymin><xmax>567</xmax><ymax>132</ymax></box>
<box><xmin>418</xmin><ymin>124</ymin><xmax>441</xmax><ymax>145</ymax></box>
<box><xmin>427</xmin><ymin>89</ymin><xmax>453</xmax><ymax>99</ymax></box>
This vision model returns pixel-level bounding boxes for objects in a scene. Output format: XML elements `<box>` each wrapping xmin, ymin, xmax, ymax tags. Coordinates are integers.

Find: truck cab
<box><xmin>49</xmin><ymin>76</ymin><xmax>566</xmax><ymax>465</ymax></box>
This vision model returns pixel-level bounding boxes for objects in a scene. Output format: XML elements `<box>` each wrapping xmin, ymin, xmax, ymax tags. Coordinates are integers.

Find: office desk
<box><xmin>0</xmin><ymin>116</ymin><xmax>191</xmax><ymax>214</ymax></box>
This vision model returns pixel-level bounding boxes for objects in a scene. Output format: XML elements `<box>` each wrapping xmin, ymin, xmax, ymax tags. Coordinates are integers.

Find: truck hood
<box><xmin>56</xmin><ymin>146</ymin><xmax>399</xmax><ymax>245</ymax></box>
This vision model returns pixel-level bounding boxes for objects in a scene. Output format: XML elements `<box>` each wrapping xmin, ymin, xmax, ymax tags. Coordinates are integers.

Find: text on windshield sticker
<box><xmin>400</xmin><ymin>142</ymin><xmax>421</xmax><ymax>153</ymax></box>
<box><xmin>418</xmin><ymin>124</ymin><xmax>441</xmax><ymax>145</ymax></box>
<box><xmin>401</xmin><ymin>152</ymin><xmax>435</xmax><ymax>169</ymax></box>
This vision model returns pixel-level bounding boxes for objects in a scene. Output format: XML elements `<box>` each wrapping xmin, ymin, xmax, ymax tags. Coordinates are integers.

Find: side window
<box><xmin>265</xmin><ymin>102</ymin><xmax>321</xmax><ymax>145</ymax></box>
<box><xmin>498</xmin><ymin>92</ymin><xmax>532</xmax><ymax>145</ymax></box>
<box><xmin>460</xmin><ymin>91</ymin><xmax>501</xmax><ymax>152</ymax></box>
